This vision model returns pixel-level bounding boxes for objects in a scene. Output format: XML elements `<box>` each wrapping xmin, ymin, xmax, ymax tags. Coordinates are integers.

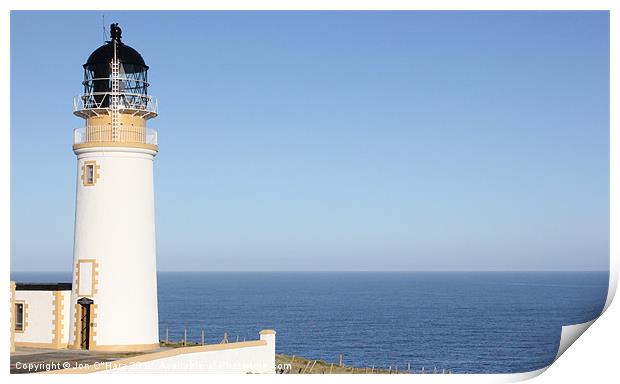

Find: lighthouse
<box><xmin>68</xmin><ymin>23</ymin><xmax>160</xmax><ymax>351</ymax></box>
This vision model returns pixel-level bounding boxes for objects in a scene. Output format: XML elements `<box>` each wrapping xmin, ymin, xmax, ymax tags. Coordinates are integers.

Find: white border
<box><xmin>3</xmin><ymin>1</ymin><xmax>617</xmax><ymax>383</ymax></box>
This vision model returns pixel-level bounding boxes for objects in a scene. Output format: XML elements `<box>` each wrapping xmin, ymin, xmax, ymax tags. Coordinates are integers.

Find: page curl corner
<box><xmin>554</xmin><ymin>319</ymin><xmax>596</xmax><ymax>362</ymax></box>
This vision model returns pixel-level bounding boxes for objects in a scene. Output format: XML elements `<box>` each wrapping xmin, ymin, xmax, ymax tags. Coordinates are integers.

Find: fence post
<box><xmin>339</xmin><ymin>354</ymin><xmax>343</xmax><ymax>367</ymax></box>
<box><xmin>302</xmin><ymin>360</ymin><xmax>311</xmax><ymax>374</ymax></box>
<box><xmin>308</xmin><ymin>360</ymin><xmax>317</xmax><ymax>373</ymax></box>
<box><xmin>183</xmin><ymin>328</ymin><xmax>187</xmax><ymax>346</ymax></box>
<box><xmin>201</xmin><ymin>329</ymin><xmax>205</xmax><ymax>346</ymax></box>
<box><xmin>165</xmin><ymin>327</ymin><xmax>169</xmax><ymax>344</ymax></box>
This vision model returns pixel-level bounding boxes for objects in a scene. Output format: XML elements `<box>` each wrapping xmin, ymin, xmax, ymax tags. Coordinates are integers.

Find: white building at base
<box><xmin>11</xmin><ymin>283</ymin><xmax>72</xmax><ymax>349</ymax></box>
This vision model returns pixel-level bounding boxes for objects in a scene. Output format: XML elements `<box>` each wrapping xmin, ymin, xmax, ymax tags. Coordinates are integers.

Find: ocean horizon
<box><xmin>10</xmin><ymin>271</ymin><xmax>608</xmax><ymax>373</ymax></box>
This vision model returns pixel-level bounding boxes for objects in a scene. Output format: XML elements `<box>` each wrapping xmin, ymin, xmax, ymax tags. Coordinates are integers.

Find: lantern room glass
<box><xmin>82</xmin><ymin>61</ymin><xmax>149</xmax><ymax>109</ymax></box>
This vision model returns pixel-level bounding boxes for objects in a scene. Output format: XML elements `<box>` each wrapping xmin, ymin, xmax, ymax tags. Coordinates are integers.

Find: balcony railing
<box><xmin>74</xmin><ymin>126</ymin><xmax>158</xmax><ymax>146</ymax></box>
<box><xmin>73</xmin><ymin>93</ymin><xmax>158</xmax><ymax>120</ymax></box>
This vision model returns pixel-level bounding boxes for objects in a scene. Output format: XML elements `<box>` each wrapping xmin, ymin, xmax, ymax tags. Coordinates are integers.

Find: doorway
<box><xmin>77</xmin><ymin>297</ymin><xmax>94</xmax><ymax>350</ymax></box>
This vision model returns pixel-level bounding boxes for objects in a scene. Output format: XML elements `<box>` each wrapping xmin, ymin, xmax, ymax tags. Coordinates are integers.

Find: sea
<box><xmin>10</xmin><ymin>271</ymin><xmax>608</xmax><ymax>373</ymax></box>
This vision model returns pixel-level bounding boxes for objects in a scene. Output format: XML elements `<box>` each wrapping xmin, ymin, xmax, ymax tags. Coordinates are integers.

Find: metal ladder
<box><xmin>110</xmin><ymin>58</ymin><xmax>120</xmax><ymax>141</ymax></box>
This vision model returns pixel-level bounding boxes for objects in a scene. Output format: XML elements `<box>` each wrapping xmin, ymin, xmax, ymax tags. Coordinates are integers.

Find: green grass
<box><xmin>276</xmin><ymin>354</ymin><xmax>450</xmax><ymax>374</ymax></box>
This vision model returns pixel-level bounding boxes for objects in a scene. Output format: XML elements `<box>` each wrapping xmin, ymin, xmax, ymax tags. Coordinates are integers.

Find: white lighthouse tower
<box><xmin>68</xmin><ymin>23</ymin><xmax>160</xmax><ymax>351</ymax></box>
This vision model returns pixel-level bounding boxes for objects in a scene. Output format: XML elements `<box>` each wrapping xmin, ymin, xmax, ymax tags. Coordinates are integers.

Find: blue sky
<box><xmin>11</xmin><ymin>11</ymin><xmax>609</xmax><ymax>271</ymax></box>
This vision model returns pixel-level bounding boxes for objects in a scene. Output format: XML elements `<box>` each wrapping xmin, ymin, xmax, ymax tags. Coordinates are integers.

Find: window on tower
<box><xmin>82</xmin><ymin>161</ymin><xmax>98</xmax><ymax>186</ymax></box>
<box><xmin>86</xmin><ymin>165</ymin><xmax>94</xmax><ymax>184</ymax></box>
<box><xmin>15</xmin><ymin>303</ymin><xmax>24</xmax><ymax>332</ymax></box>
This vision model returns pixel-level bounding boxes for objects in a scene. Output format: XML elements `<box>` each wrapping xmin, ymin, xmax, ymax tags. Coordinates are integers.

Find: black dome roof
<box><xmin>84</xmin><ymin>41</ymin><xmax>148</xmax><ymax>69</ymax></box>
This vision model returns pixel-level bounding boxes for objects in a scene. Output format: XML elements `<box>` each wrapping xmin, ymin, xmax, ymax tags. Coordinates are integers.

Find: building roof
<box><xmin>84</xmin><ymin>23</ymin><xmax>148</xmax><ymax>70</ymax></box>
<box><xmin>15</xmin><ymin>283</ymin><xmax>72</xmax><ymax>291</ymax></box>
<box><xmin>85</xmin><ymin>41</ymin><xmax>147</xmax><ymax>68</ymax></box>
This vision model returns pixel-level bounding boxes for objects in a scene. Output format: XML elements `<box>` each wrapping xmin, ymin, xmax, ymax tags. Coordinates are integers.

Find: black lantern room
<box><xmin>81</xmin><ymin>23</ymin><xmax>150</xmax><ymax>110</ymax></box>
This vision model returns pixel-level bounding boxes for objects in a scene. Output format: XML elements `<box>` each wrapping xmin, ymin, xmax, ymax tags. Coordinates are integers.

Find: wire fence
<box><xmin>159</xmin><ymin>327</ymin><xmax>452</xmax><ymax>374</ymax></box>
